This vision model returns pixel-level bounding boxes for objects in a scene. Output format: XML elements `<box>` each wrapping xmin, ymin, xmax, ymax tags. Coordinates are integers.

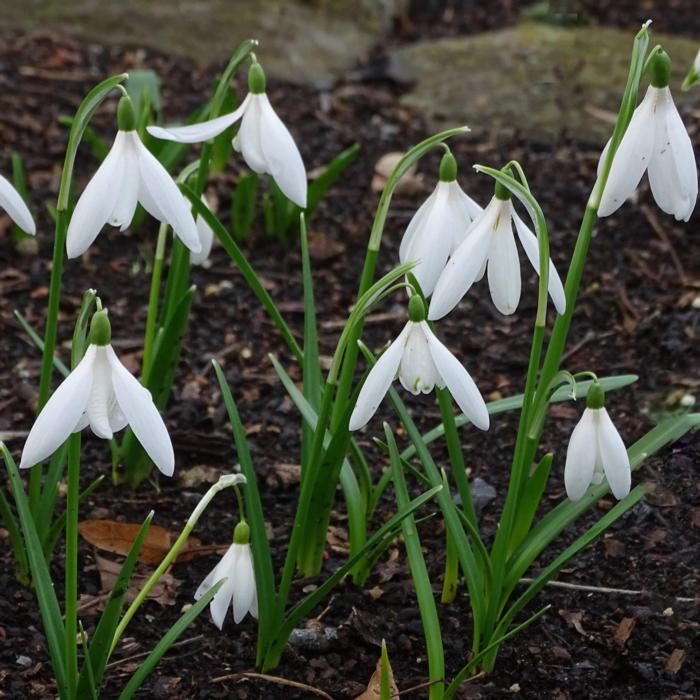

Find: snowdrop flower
<box><xmin>681</xmin><ymin>48</ymin><xmax>700</xmax><ymax>90</ymax></box>
<box><xmin>399</xmin><ymin>151</ymin><xmax>483</xmax><ymax>297</ymax></box>
<box><xmin>196</xmin><ymin>521</ymin><xmax>257</xmax><ymax>628</ymax></box>
<box><xmin>20</xmin><ymin>308</ymin><xmax>174</xmax><ymax>476</ymax></box>
<box><xmin>349</xmin><ymin>296</ymin><xmax>489</xmax><ymax>431</ymax></box>
<box><xmin>429</xmin><ymin>184</ymin><xmax>566</xmax><ymax>319</ymax></box>
<box><xmin>66</xmin><ymin>95</ymin><xmax>200</xmax><ymax>259</ymax></box>
<box><xmin>0</xmin><ymin>173</ymin><xmax>35</xmax><ymax>235</ymax></box>
<box><xmin>564</xmin><ymin>382</ymin><xmax>630</xmax><ymax>501</ymax></box>
<box><xmin>148</xmin><ymin>61</ymin><xmax>307</xmax><ymax>208</ymax></box>
<box><xmin>598</xmin><ymin>50</ymin><xmax>697</xmax><ymax>221</ymax></box>
<box><xmin>188</xmin><ymin>194</ymin><xmax>214</xmax><ymax>265</ymax></box>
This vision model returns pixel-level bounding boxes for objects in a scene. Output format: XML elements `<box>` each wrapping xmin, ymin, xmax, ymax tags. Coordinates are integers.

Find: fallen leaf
<box><xmin>178</xmin><ymin>465</ymin><xmax>222</xmax><ymax>488</ymax></box>
<box><xmin>613</xmin><ymin>617</ymin><xmax>635</xmax><ymax>646</ymax></box>
<box><xmin>665</xmin><ymin>648</ymin><xmax>685</xmax><ymax>673</ymax></box>
<box><xmin>371</xmin><ymin>152</ymin><xmax>423</xmax><ymax>195</ymax></box>
<box><xmin>558</xmin><ymin>609</ymin><xmax>586</xmax><ymax>636</ymax></box>
<box><xmin>355</xmin><ymin>645</ymin><xmax>399</xmax><ymax>699</ymax></box>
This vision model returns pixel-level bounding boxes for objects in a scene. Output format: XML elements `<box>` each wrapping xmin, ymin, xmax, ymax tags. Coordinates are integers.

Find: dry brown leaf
<box><xmin>665</xmin><ymin>648</ymin><xmax>685</xmax><ymax>673</ymax></box>
<box><xmin>371</xmin><ymin>152</ymin><xmax>423</xmax><ymax>195</ymax></box>
<box><xmin>613</xmin><ymin>617</ymin><xmax>636</xmax><ymax>646</ymax></box>
<box><xmin>355</xmin><ymin>650</ymin><xmax>399</xmax><ymax>700</ymax></box>
<box><xmin>178</xmin><ymin>465</ymin><xmax>221</xmax><ymax>488</ymax></box>
<box><xmin>558</xmin><ymin>609</ymin><xmax>586</xmax><ymax>636</ymax></box>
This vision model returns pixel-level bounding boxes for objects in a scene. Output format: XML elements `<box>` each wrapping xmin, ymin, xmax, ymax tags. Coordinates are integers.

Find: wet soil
<box><xmin>0</xmin><ymin>15</ymin><xmax>699</xmax><ymax>700</ymax></box>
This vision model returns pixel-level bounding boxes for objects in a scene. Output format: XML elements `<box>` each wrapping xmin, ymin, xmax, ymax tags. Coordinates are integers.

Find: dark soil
<box><xmin>1</xmin><ymin>12</ymin><xmax>699</xmax><ymax>700</ymax></box>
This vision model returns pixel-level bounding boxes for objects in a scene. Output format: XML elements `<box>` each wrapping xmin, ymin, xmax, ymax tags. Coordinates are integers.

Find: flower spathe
<box><xmin>428</xmin><ymin>195</ymin><xmax>567</xmax><ymax>320</ymax></box>
<box><xmin>0</xmin><ymin>173</ymin><xmax>35</xmax><ymax>235</ymax></box>
<box><xmin>19</xmin><ymin>314</ymin><xmax>174</xmax><ymax>475</ymax></box>
<box><xmin>564</xmin><ymin>407</ymin><xmax>630</xmax><ymax>501</ymax></box>
<box><xmin>196</xmin><ymin>541</ymin><xmax>257</xmax><ymax>628</ymax></box>
<box><xmin>147</xmin><ymin>63</ymin><xmax>307</xmax><ymax>208</ymax></box>
<box><xmin>597</xmin><ymin>86</ymin><xmax>697</xmax><ymax>221</ymax></box>
<box><xmin>66</xmin><ymin>97</ymin><xmax>201</xmax><ymax>259</ymax></box>
<box><xmin>349</xmin><ymin>319</ymin><xmax>489</xmax><ymax>432</ymax></box>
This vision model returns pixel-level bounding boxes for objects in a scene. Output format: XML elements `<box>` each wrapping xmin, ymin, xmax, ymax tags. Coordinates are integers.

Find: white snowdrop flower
<box><xmin>349</xmin><ymin>297</ymin><xmax>489</xmax><ymax>432</ymax></box>
<box><xmin>148</xmin><ymin>61</ymin><xmax>307</xmax><ymax>208</ymax></box>
<box><xmin>564</xmin><ymin>383</ymin><xmax>630</xmax><ymax>501</ymax></box>
<box><xmin>66</xmin><ymin>95</ymin><xmax>200</xmax><ymax>259</ymax></box>
<box><xmin>19</xmin><ymin>309</ymin><xmax>174</xmax><ymax>476</ymax></box>
<box><xmin>598</xmin><ymin>50</ymin><xmax>697</xmax><ymax>221</ymax></box>
<box><xmin>428</xmin><ymin>187</ymin><xmax>566</xmax><ymax>320</ymax></box>
<box><xmin>188</xmin><ymin>194</ymin><xmax>215</xmax><ymax>265</ymax></box>
<box><xmin>196</xmin><ymin>521</ymin><xmax>257</xmax><ymax>629</ymax></box>
<box><xmin>399</xmin><ymin>151</ymin><xmax>483</xmax><ymax>297</ymax></box>
<box><xmin>0</xmin><ymin>173</ymin><xmax>35</xmax><ymax>235</ymax></box>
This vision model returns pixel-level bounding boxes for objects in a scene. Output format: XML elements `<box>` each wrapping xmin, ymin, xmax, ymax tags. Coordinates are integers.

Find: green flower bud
<box><xmin>117</xmin><ymin>95</ymin><xmax>136</xmax><ymax>132</ymax></box>
<box><xmin>494</xmin><ymin>179</ymin><xmax>511</xmax><ymax>201</ymax></box>
<box><xmin>89</xmin><ymin>309</ymin><xmax>112</xmax><ymax>346</ymax></box>
<box><xmin>248</xmin><ymin>62</ymin><xmax>266</xmax><ymax>94</ymax></box>
<box><xmin>408</xmin><ymin>295</ymin><xmax>427</xmax><ymax>322</ymax></box>
<box><xmin>439</xmin><ymin>152</ymin><xmax>458</xmax><ymax>182</ymax></box>
<box><xmin>586</xmin><ymin>381</ymin><xmax>605</xmax><ymax>410</ymax></box>
<box><xmin>233</xmin><ymin>520</ymin><xmax>251</xmax><ymax>544</ymax></box>
<box><xmin>650</xmin><ymin>49</ymin><xmax>672</xmax><ymax>88</ymax></box>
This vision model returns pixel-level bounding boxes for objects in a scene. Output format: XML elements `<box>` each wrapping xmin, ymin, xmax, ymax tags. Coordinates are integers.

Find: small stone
<box><xmin>663</xmin><ymin>607</ymin><xmax>674</xmax><ymax>617</ymax></box>
<box><xmin>16</xmin><ymin>655</ymin><xmax>32</xmax><ymax>668</ymax></box>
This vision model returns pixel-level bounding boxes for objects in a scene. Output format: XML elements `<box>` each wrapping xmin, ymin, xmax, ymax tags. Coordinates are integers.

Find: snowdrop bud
<box><xmin>407</xmin><ymin>295</ymin><xmax>427</xmax><ymax>322</ymax></box>
<box><xmin>649</xmin><ymin>49</ymin><xmax>672</xmax><ymax>88</ymax></box>
<box><xmin>248</xmin><ymin>61</ymin><xmax>266</xmax><ymax>94</ymax></box>
<box><xmin>586</xmin><ymin>381</ymin><xmax>605</xmax><ymax>409</ymax></box>
<box><xmin>439</xmin><ymin>151</ymin><xmax>458</xmax><ymax>182</ymax></box>
<box><xmin>233</xmin><ymin>520</ymin><xmax>250</xmax><ymax>544</ymax></box>
<box><xmin>89</xmin><ymin>309</ymin><xmax>111</xmax><ymax>346</ymax></box>
<box><xmin>117</xmin><ymin>95</ymin><xmax>136</xmax><ymax>132</ymax></box>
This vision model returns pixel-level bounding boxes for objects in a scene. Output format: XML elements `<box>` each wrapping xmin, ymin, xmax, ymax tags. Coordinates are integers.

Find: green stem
<box><xmin>65</xmin><ymin>433</ymin><xmax>81</xmax><ymax>698</ymax></box>
<box><xmin>142</xmin><ymin>222</ymin><xmax>169</xmax><ymax>382</ymax></box>
<box><xmin>441</xmin><ymin>510</ymin><xmax>459</xmax><ymax>604</ymax></box>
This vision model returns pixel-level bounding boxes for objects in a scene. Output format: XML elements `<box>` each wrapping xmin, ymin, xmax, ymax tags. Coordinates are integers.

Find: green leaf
<box><xmin>508</xmin><ymin>453</ymin><xmax>553</xmax><ymax>552</ymax></box>
<box><xmin>307</xmin><ymin>143</ymin><xmax>360</xmax><ymax>214</ymax></box>
<box><xmin>116</xmin><ymin>579</ymin><xmax>225</xmax><ymax>700</ymax></box>
<box><xmin>0</xmin><ymin>488</ymin><xmax>29</xmax><ymax>582</ymax></box>
<box><xmin>231</xmin><ymin>172</ymin><xmax>259</xmax><ymax>240</ymax></box>
<box><xmin>14</xmin><ymin>310</ymin><xmax>71</xmax><ymax>377</ymax></box>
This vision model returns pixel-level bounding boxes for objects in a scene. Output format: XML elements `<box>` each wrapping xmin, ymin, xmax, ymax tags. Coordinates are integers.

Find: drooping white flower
<box><xmin>0</xmin><ymin>173</ymin><xmax>35</xmax><ymax>235</ymax></box>
<box><xmin>188</xmin><ymin>194</ymin><xmax>215</xmax><ymax>265</ymax></box>
<box><xmin>66</xmin><ymin>96</ymin><xmax>200</xmax><ymax>259</ymax></box>
<box><xmin>564</xmin><ymin>384</ymin><xmax>630</xmax><ymax>501</ymax></box>
<box><xmin>399</xmin><ymin>151</ymin><xmax>483</xmax><ymax>297</ymax></box>
<box><xmin>196</xmin><ymin>522</ymin><xmax>257</xmax><ymax>629</ymax></box>
<box><xmin>428</xmin><ymin>193</ymin><xmax>566</xmax><ymax>320</ymax></box>
<box><xmin>19</xmin><ymin>309</ymin><xmax>174</xmax><ymax>476</ymax></box>
<box><xmin>598</xmin><ymin>50</ymin><xmax>697</xmax><ymax>221</ymax></box>
<box><xmin>148</xmin><ymin>62</ymin><xmax>307</xmax><ymax>208</ymax></box>
<box><xmin>349</xmin><ymin>298</ymin><xmax>489</xmax><ymax>431</ymax></box>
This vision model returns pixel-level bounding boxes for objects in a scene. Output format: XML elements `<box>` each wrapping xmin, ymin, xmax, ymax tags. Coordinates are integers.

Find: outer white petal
<box><xmin>0</xmin><ymin>173</ymin><xmax>35</xmax><ymax>234</ymax></box>
<box><xmin>403</xmin><ymin>182</ymin><xmax>455</xmax><ymax>297</ymax></box>
<box><xmin>86</xmin><ymin>347</ymin><xmax>115</xmax><ymax>439</ymax></box>
<box><xmin>134</xmin><ymin>134</ymin><xmax>201</xmax><ymax>253</ymax></box>
<box><xmin>564</xmin><ymin>408</ymin><xmax>598</xmax><ymax>501</ymax></box>
<box><xmin>147</xmin><ymin>97</ymin><xmax>250</xmax><ymax>143</ymax></box>
<box><xmin>349</xmin><ymin>323</ymin><xmax>412</xmax><ymax>431</ymax></box>
<box><xmin>19</xmin><ymin>346</ymin><xmax>97</xmax><ymax>469</ymax></box>
<box><xmin>512</xmin><ymin>210</ymin><xmax>566</xmax><ymax>315</ymax></box>
<box><xmin>257</xmin><ymin>94</ymin><xmax>307</xmax><ymax>208</ymax></box>
<box><xmin>105</xmin><ymin>346</ymin><xmax>175</xmax><ymax>476</ymax></box>
<box><xmin>195</xmin><ymin>544</ymin><xmax>237</xmax><ymax>630</ymax></box>
<box><xmin>189</xmin><ymin>195</ymin><xmax>215</xmax><ymax>265</ymax></box>
<box><xmin>423</xmin><ymin>322</ymin><xmax>489</xmax><ymax>430</ymax></box>
<box><xmin>446</xmin><ymin>181</ymin><xmax>483</xmax><ymax>249</ymax></box>
<box><xmin>398</xmin><ymin>323</ymin><xmax>440</xmax><ymax>394</ymax></box>
<box><xmin>234</xmin><ymin>96</ymin><xmax>267</xmax><ymax>173</ymax></box>
<box><xmin>487</xmin><ymin>208</ymin><xmax>521</xmax><ymax>315</ymax></box>
<box><xmin>231</xmin><ymin>544</ymin><xmax>257</xmax><ymax>623</ymax></box>
<box><xmin>66</xmin><ymin>133</ymin><xmax>127</xmax><ymax>258</ymax></box>
<box><xmin>598</xmin><ymin>87</ymin><xmax>656</xmax><ymax>217</ymax></box>
<box><xmin>107</xmin><ymin>134</ymin><xmax>139</xmax><ymax>230</ymax></box>
<box><xmin>597</xmin><ymin>408</ymin><xmax>631</xmax><ymax>500</ymax></box>
<box><xmin>399</xmin><ymin>185</ymin><xmax>438</xmax><ymax>263</ymax></box>
<box><xmin>648</xmin><ymin>87</ymin><xmax>697</xmax><ymax>221</ymax></box>
<box><xmin>428</xmin><ymin>201</ymin><xmax>495</xmax><ymax>320</ymax></box>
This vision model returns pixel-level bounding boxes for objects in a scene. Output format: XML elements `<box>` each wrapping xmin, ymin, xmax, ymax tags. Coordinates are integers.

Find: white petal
<box><xmin>235</xmin><ymin>96</ymin><xmax>267</xmax><ymax>173</ymax></box>
<box><xmin>598</xmin><ymin>87</ymin><xmax>656</xmax><ymax>217</ymax></box>
<box><xmin>648</xmin><ymin>87</ymin><xmax>697</xmax><ymax>221</ymax></box>
<box><xmin>446</xmin><ymin>181</ymin><xmax>483</xmax><ymax>250</ymax></box>
<box><xmin>512</xmin><ymin>210</ymin><xmax>566</xmax><ymax>315</ymax></box>
<box><xmin>423</xmin><ymin>322</ymin><xmax>489</xmax><ymax>430</ymax></box>
<box><xmin>564</xmin><ymin>408</ymin><xmax>598</xmax><ymax>501</ymax></box>
<box><xmin>66</xmin><ymin>133</ymin><xmax>127</xmax><ymax>258</ymax></box>
<box><xmin>231</xmin><ymin>544</ymin><xmax>256</xmax><ymax>623</ymax></box>
<box><xmin>349</xmin><ymin>323</ymin><xmax>412</xmax><ymax>431</ymax></box>
<box><xmin>597</xmin><ymin>408</ymin><xmax>631</xmax><ymax>500</ymax></box>
<box><xmin>402</xmin><ymin>182</ymin><xmax>455</xmax><ymax>297</ymax></box>
<box><xmin>196</xmin><ymin>544</ymin><xmax>237</xmax><ymax>630</ymax></box>
<box><xmin>398</xmin><ymin>323</ymin><xmax>440</xmax><ymax>394</ymax></box>
<box><xmin>86</xmin><ymin>347</ymin><xmax>115</xmax><ymax>439</ymax></box>
<box><xmin>134</xmin><ymin>134</ymin><xmax>201</xmax><ymax>253</ymax></box>
<box><xmin>195</xmin><ymin>544</ymin><xmax>236</xmax><ymax>599</ymax></box>
<box><xmin>19</xmin><ymin>346</ymin><xmax>97</xmax><ymax>468</ymax></box>
<box><xmin>399</xmin><ymin>185</ymin><xmax>439</xmax><ymax>263</ymax></box>
<box><xmin>487</xmin><ymin>209</ymin><xmax>521</xmax><ymax>315</ymax></box>
<box><xmin>427</xmin><ymin>201</ymin><xmax>495</xmax><ymax>320</ymax></box>
<box><xmin>108</xmin><ymin>135</ymin><xmax>140</xmax><ymax>230</ymax></box>
<box><xmin>106</xmin><ymin>346</ymin><xmax>175</xmax><ymax>476</ymax></box>
<box><xmin>257</xmin><ymin>94</ymin><xmax>307</xmax><ymax>208</ymax></box>
<box><xmin>189</xmin><ymin>195</ymin><xmax>215</xmax><ymax>265</ymax></box>
<box><xmin>0</xmin><ymin>173</ymin><xmax>35</xmax><ymax>234</ymax></box>
<box><xmin>597</xmin><ymin>139</ymin><xmax>611</xmax><ymax>178</ymax></box>
<box><xmin>147</xmin><ymin>97</ymin><xmax>249</xmax><ymax>143</ymax></box>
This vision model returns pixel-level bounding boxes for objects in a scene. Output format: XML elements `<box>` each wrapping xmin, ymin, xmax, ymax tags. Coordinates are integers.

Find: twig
<box><xmin>211</xmin><ymin>671</ymin><xmax>333</xmax><ymax>699</ymax></box>
<box><xmin>519</xmin><ymin>577</ymin><xmax>697</xmax><ymax>603</ymax></box>
<box><xmin>106</xmin><ymin>635</ymin><xmax>204</xmax><ymax>669</ymax></box>
<box><xmin>561</xmin><ymin>330</ymin><xmax>615</xmax><ymax>362</ymax></box>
